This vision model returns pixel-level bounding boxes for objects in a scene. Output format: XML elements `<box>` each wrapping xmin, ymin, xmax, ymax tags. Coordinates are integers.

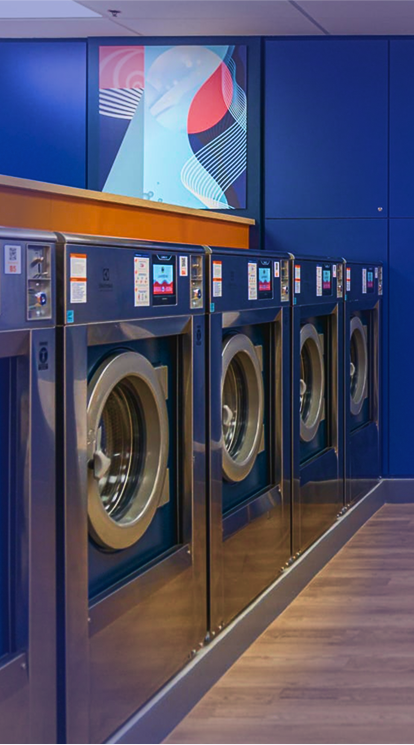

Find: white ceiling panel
<box><xmin>0</xmin><ymin>0</ymin><xmax>100</xmax><ymax>18</ymax></box>
<box><xmin>0</xmin><ymin>18</ymin><xmax>137</xmax><ymax>37</ymax></box>
<box><xmin>298</xmin><ymin>0</ymin><xmax>414</xmax><ymax>35</ymax></box>
<box><xmin>118</xmin><ymin>16</ymin><xmax>322</xmax><ymax>35</ymax></box>
<box><xmin>77</xmin><ymin>0</ymin><xmax>303</xmax><ymax>20</ymax></box>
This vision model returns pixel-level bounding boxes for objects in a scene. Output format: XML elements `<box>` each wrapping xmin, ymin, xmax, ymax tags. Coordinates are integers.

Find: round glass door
<box><xmin>87</xmin><ymin>351</ymin><xmax>169</xmax><ymax>551</ymax></box>
<box><xmin>300</xmin><ymin>324</ymin><xmax>325</xmax><ymax>442</ymax></box>
<box><xmin>350</xmin><ymin>316</ymin><xmax>368</xmax><ymax>415</ymax></box>
<box><xmin>221</xmin><ymin>334</ymin><xmax>264</xmax><ymax>483</ymax></box>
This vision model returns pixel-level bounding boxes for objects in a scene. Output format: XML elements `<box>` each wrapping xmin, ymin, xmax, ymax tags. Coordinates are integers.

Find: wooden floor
<box><xmin>165</xmin><ymin>504</ymin><xmax>414</xmax><ymax>744</ymax></box>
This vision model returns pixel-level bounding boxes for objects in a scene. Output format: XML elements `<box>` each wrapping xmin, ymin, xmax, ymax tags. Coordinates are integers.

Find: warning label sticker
<box><xmin>274</xmin><ymin>261</ymin><xmax>280</xmax><ymax>278</ymax></box>
<box><xmin>134</xmin><ymin>256</ymin><xmax>150</xmax><ymax>307</ymax></box>
<box><xmin>362</xmin><ymin>267</ymin><xmax>367</xmax><ymax>294</ymax></box>
<box><xmin>70</xmin><ymin>280</ymin><xmax>87</xmax><ymax>304</ymax></box>
<box><xmin>212</xmin><ymin>260</ymin><xmax>222</xmax><ymax>297</ymax></box>
<box><xmin>179</xmin><ymin>256</ymin><xmax>188</xmax><ymax>277</ymax></box>
<box><xmin>70</xmin><ymin>253</ymin><xmax>87</xmax><ymax>304</ymax></box>
<box><xmin>248</xmin><ymin>262</ymin><xmax>257</xmax><ymax>300</ymax></box>
<box><xmin>294</xmin><ymin>264</ymin><xmax>301</xmax><ymax>294</ymax></box>
<box><xmin>316</xmin><ymin>265</ymin><xmax>322</xmax><ymax>297</ymax></box>
<box><xmin>346</xmin><ymin>267</ymin><xmax>351</xmax><ymax>293</ymax></box>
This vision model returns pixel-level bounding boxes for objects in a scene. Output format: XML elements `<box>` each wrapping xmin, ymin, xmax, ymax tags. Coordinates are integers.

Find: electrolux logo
<box><xmin>99</xmin><ymin>267</ymin><xmax>113</xmax><ymax>291</ymax></box>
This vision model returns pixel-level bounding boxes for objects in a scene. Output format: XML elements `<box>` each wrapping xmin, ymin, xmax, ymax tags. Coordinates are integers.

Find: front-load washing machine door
<box><xmin>349</xmin><ymin>316</ymin><xmax>368</xmax><ymax>416</ymax></box>
<box><xmin>221</xmin><ymin>334</ymin><xmax>264</xmax><ymax>483</ymax></box>
<box><xmin>87</xmin><ymin>351</ymin><xmax>169</xmax><ymax>551</ymax></box>
<box><xmin>300</xmin><ymin>323</ymin><xmax>325</xmax><ymax>443</ymax></box>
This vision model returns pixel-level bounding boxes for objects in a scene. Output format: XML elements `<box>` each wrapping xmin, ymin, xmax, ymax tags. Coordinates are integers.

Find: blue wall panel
<box><xmin>390</xmin><ymin>40</ymin><xmax>414</xmax><ymax>217</ymax></box>
<box><xmin>265</xmin><ymin>39</ymin><xmax>388</xmax><ymax>219</ymax></box>
<box><xmin>0</xmin><ymin>41</ymin><xmax>86</xmax><ymax>188</ymax></box>
<box><xmin>265</xmin><ymin>218</ymin><xmax>389</xmax><ymax>474</ymax></box>
<box><xmin>389</xmin><ymin>220</ymin><xmax>414</xmax><ymax>475</ymax></box>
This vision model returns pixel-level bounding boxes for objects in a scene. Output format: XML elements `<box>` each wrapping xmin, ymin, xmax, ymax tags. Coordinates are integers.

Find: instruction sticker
<box><xmin>274</xmin><ymin>261</ymin><xmax>280</xmax><ymax>278</ymax></box>
<box><xmin>179</xmin><ymin>256</ymin><xmax>188</xmax><ymax>277</ymax></box>
<box><xmin>134</xmin><ymin>256</ymin><xmax>150</xmax><ymax>307</ymax></box>
<box><xmin>362</xmin><ymin>267</ymin><xmax>367</xmax><ymax>294</ymax></box>
<box><xmin>70</xmin><ymin>253</ymin><xmax>87</xmax><ymax>304</ymax></box>
<box><xmin>333</xmin><ymin>264</ymin><xmax>337</xmax><ymax>278</ymax></box>
<box><xmin>294</xmin><ymin>264</ymin><xmax>301</xmax><ymax>294</ymax></box>
<box><xmin>248</xmin><ymin>262</ymin><xmax>257</xmax><ymax>300</ymax></box>
<box><xmin>212</xmin><ymin>260</ymin><xmax>222</xmax><ymax>298</ymax></box>
<box><xmin>316</xmin><ymin>265</ymin><xmax>323</xmax><ymax>297</ymax></box>
<box><xmin>4</xmin><ymin>244</ymin><xmax>21</xmax><ymax>275</ymax></box>
<box><xmin>346</xmin><ymin>267</ymin><xmax>351</xmax><ymax>293</ymax></box>
<box><xmin>375</xmin><ymin>267</ymin><xmax>379</xmax><ymax>279</ymax></box>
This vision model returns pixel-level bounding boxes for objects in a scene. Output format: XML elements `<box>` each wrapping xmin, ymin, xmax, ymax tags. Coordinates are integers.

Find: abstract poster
<box><xmin>97</xmin><ymin>44</ymin><xmax>247</xmax><ymax>210</ymax></box>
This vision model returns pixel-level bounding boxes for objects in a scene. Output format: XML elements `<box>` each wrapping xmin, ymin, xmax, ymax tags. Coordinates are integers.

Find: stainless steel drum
<box><xmin>299</xmin><ymin>323</ymin><xmax>325</xmax><ymax>443</ymax></box>
<box><xmin>349</xmin><ymin>315</ymin><xmax>368</xmax><ymax>416</ymax></box>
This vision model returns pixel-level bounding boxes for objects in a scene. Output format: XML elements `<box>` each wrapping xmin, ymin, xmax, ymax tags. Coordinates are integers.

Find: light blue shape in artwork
<box><xmin>103</xmin><ymin>95</ymin><xmax>145</xmax><ymax>198</ymax></box>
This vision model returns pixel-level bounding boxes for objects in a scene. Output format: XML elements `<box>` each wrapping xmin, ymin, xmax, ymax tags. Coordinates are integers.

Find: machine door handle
<box><xmin>93</xmin><ymin>427</ymin><xmax>111</xmax><ymax>480</ymax></box>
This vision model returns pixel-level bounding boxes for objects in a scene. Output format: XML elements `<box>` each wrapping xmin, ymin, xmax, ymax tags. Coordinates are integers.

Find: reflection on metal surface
<box><xmin>221</xmin><ymin>334</ymin><xmax>264</xmax><ymax>483</ymax></box>
<box><xmin>299</xmin><ymin>324</ymin><xmax>325</xmax><ymax>443</ymax></box>
<box><xmin>350</xmin><ymin>315</ymin><xmax>368</xmax><ymax>416</ymax></box>
<box><xmin>87</xmin><ymin>351</ymin><xmax>169</xmax><ymax>551</ymax></box>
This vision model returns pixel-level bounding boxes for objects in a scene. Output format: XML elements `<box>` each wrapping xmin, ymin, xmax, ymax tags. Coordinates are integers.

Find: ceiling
<box><xmin>1</xmin><ymin>0</ymin><xmax>414</xmax><ymax>38</ymax></box>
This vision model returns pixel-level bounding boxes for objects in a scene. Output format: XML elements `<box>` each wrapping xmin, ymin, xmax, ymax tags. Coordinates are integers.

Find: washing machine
<box><xmin>207</xmin><ymin>248</ymin><xmax>292</xmax><ymax>636</ymax></box>
<box><xmin>344</xmin><ymin>261</ymin><xmax>383</xmax><ymax>505</ymax></box>
<box><xmin>291</xmin><ymin>256</ymin><xmax>345</xmax><ymax>555</ymax></box>
<box><xmin>0</xmin><ymin>228</ymin><xmax>56</xmax><ymax>744</ymax></box>
<box><xmin>55</xmin><ymin>234</ymin><xmax>206</xmax><ymax>744</ymax></box>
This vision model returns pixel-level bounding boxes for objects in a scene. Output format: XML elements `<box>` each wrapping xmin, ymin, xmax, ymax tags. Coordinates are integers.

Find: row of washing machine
<box><xmin>0</xmin><ymin>229</ymin><xmax>382</xmax><ymax>745</ymax></box>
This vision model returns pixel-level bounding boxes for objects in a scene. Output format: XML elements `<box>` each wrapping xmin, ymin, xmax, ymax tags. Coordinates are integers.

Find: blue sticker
<box><xmin>293</xmin><ymin>297</ymin><xmax>297</xmax><ymax>305</ymax></box>
<box><xmin>210</xmin><ymin>302</ymin><xmax>215</xmax><ymax>312</ymax></box>
<box><xmin>67</xmin><ymin>310</ymin><xmax>74</xmax><ymax>324</ymax></box>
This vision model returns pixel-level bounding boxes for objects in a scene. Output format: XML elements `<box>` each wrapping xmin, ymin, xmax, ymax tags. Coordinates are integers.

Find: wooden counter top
<box><xmin>0</xmin><ymin>175</ymin><xmax>254</xmax><ymax>249</ymax></box>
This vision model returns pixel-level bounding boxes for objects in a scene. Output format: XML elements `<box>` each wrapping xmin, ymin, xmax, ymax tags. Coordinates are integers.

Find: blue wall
<box><xmin>264</xmin><ymin>37</ymin><xmax>414</xmax><ymax>478</ymax></box>
<box><xmin>2</xmin><ymin>36</ymin><xmax>414</xmax><ymax>475</ymax></box>
<box><xmin>0</xmin><ymin>41</ymin><xmax>86</xmax><ymax>187</ymax></box>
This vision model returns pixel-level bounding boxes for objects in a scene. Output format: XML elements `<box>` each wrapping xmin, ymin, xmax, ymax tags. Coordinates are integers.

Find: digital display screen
<box><xmin>153</xmin><ymin>264</ymin><xmax>174</xmax><ymax>295</ymax></box>
<box><xmin>258</xmin><ymin>260</ymin><xmax>273</xmax><ymax>299</ymax></box>
<box><xmin>152</xmin><ymin>255</ymin><xmax>176</xmax><ymax>305</ymax></box>
<box><xmin>367</xmin><ymin>268</ymin><xmax>375</xmax><ymax>293</ymax></box>
<box><xmin>259</xmin><ymin>267</ymin><xmax>271</xmax><ymax>292</ymax></box>
<box><xmin>322</xmin><ymin>265</ymin><xmax>332</xmax><ymax>296</ymax></box>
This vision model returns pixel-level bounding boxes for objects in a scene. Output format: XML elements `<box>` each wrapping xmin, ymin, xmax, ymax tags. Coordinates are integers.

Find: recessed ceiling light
<box><xmin>0</xmin><ymin>1</ymin><xmax>101</xmax><ymax>19</ymax></box>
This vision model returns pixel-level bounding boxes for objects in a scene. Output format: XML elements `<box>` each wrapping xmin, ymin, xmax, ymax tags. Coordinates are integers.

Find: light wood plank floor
<box><xmin>165</xmin><ymin>504</ymin><xmax>414</xmax><ymax>744</ymax></box>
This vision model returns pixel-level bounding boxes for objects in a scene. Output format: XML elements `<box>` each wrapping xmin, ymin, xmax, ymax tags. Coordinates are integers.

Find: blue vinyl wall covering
<box><xmin>264</xmin><ymin>39</ymin><xmax>389</xmax><ymax>219</ymax></box>
<box><xmin>0</xmin><ymin>41</ymin><xmax>86</xmax><ymax>188</ymax></box>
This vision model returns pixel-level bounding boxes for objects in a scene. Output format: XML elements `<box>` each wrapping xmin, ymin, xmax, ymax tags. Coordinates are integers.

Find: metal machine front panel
<box><xmin>207</xmin><ymin>250</ymin><xmax>292</xmax><ymax>635</ymax></box>
<box><xmin>291</xmin><ymin>255</ymin><xmax>345</xmax><ymax>556</ymax></box>
<box><xmin>56</xmin><ymin>239</ymin><xmax>205</xmax><ymax>326</ymax></box>
<box><xmin>208</xmin><ymin>248</ymin><xmax>291</xmax><ymax>314</ymax></box>
<box><xmin>0</xmin><ymin>228</ymin><xmax>56</xmax><ymax>744</ymax></box>
<box><xmin>0</xmin><ymin>327</ymin><xmax>56</xmax><ymax>744</ymax></box>
<box><xmin>345</xmin><ymin>261</ymin><xmax>382</xmax><ymax>505</ymax></box>
<box><xmin>58</xmin><ymin>313</ymin><xmax>206</xmax><ymax>745</ymax></box>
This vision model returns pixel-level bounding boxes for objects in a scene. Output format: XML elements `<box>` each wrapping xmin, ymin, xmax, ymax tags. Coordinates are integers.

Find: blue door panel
<box><xmin>389</xmin><ymin>220</ymin><xmax>414</xmax><ymax>476</ymax></box>
<box><xmin>0</xmin><ymin>41</ymin><xmax>86</xmax><ymax>187</ymax></box>
<box><xmin>390</xmin><ymin>41</ymin><xmax>414</xmax><ymax>217</ymax></box>
<box><xmin>265</xmin><ymin>39</ymin><xmax>388</xmax><ymax>219</ymax></box>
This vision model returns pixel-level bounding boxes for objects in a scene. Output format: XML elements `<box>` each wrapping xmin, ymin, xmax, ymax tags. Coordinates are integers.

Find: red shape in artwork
<box><xmin>187</xmin><ymin>62</ymin><xmax>233</xmax><ymax>135</ymax></box>
<box><xmin>99</xmin><ymin>46</ymin><xmax>144</xmax><ymax>89</ymax></box>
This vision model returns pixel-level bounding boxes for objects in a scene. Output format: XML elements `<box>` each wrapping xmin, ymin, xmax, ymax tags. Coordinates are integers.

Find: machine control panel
<box><xmin>280</xmin><ymin>259</ymin><xmax>290</xmax><ymax>302</ymax></box>
<box><xmin>190</xmin><ymin>255</ymin><xmax>203</xmax><ymax>309</ymax></box>
<box><xmin>258</xmin><ymin>259</ymin><xmax>273</xmax><ymax>300</ymax></box>
<box><xmin>152</xmin><ymin>254</ymin><xmax>176</xmax><ymax>306</ymax></box>
<box><xmin>27</xmin><ymin>244</ymin><xmax>52</xmax><ymax>320</ymax></box>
